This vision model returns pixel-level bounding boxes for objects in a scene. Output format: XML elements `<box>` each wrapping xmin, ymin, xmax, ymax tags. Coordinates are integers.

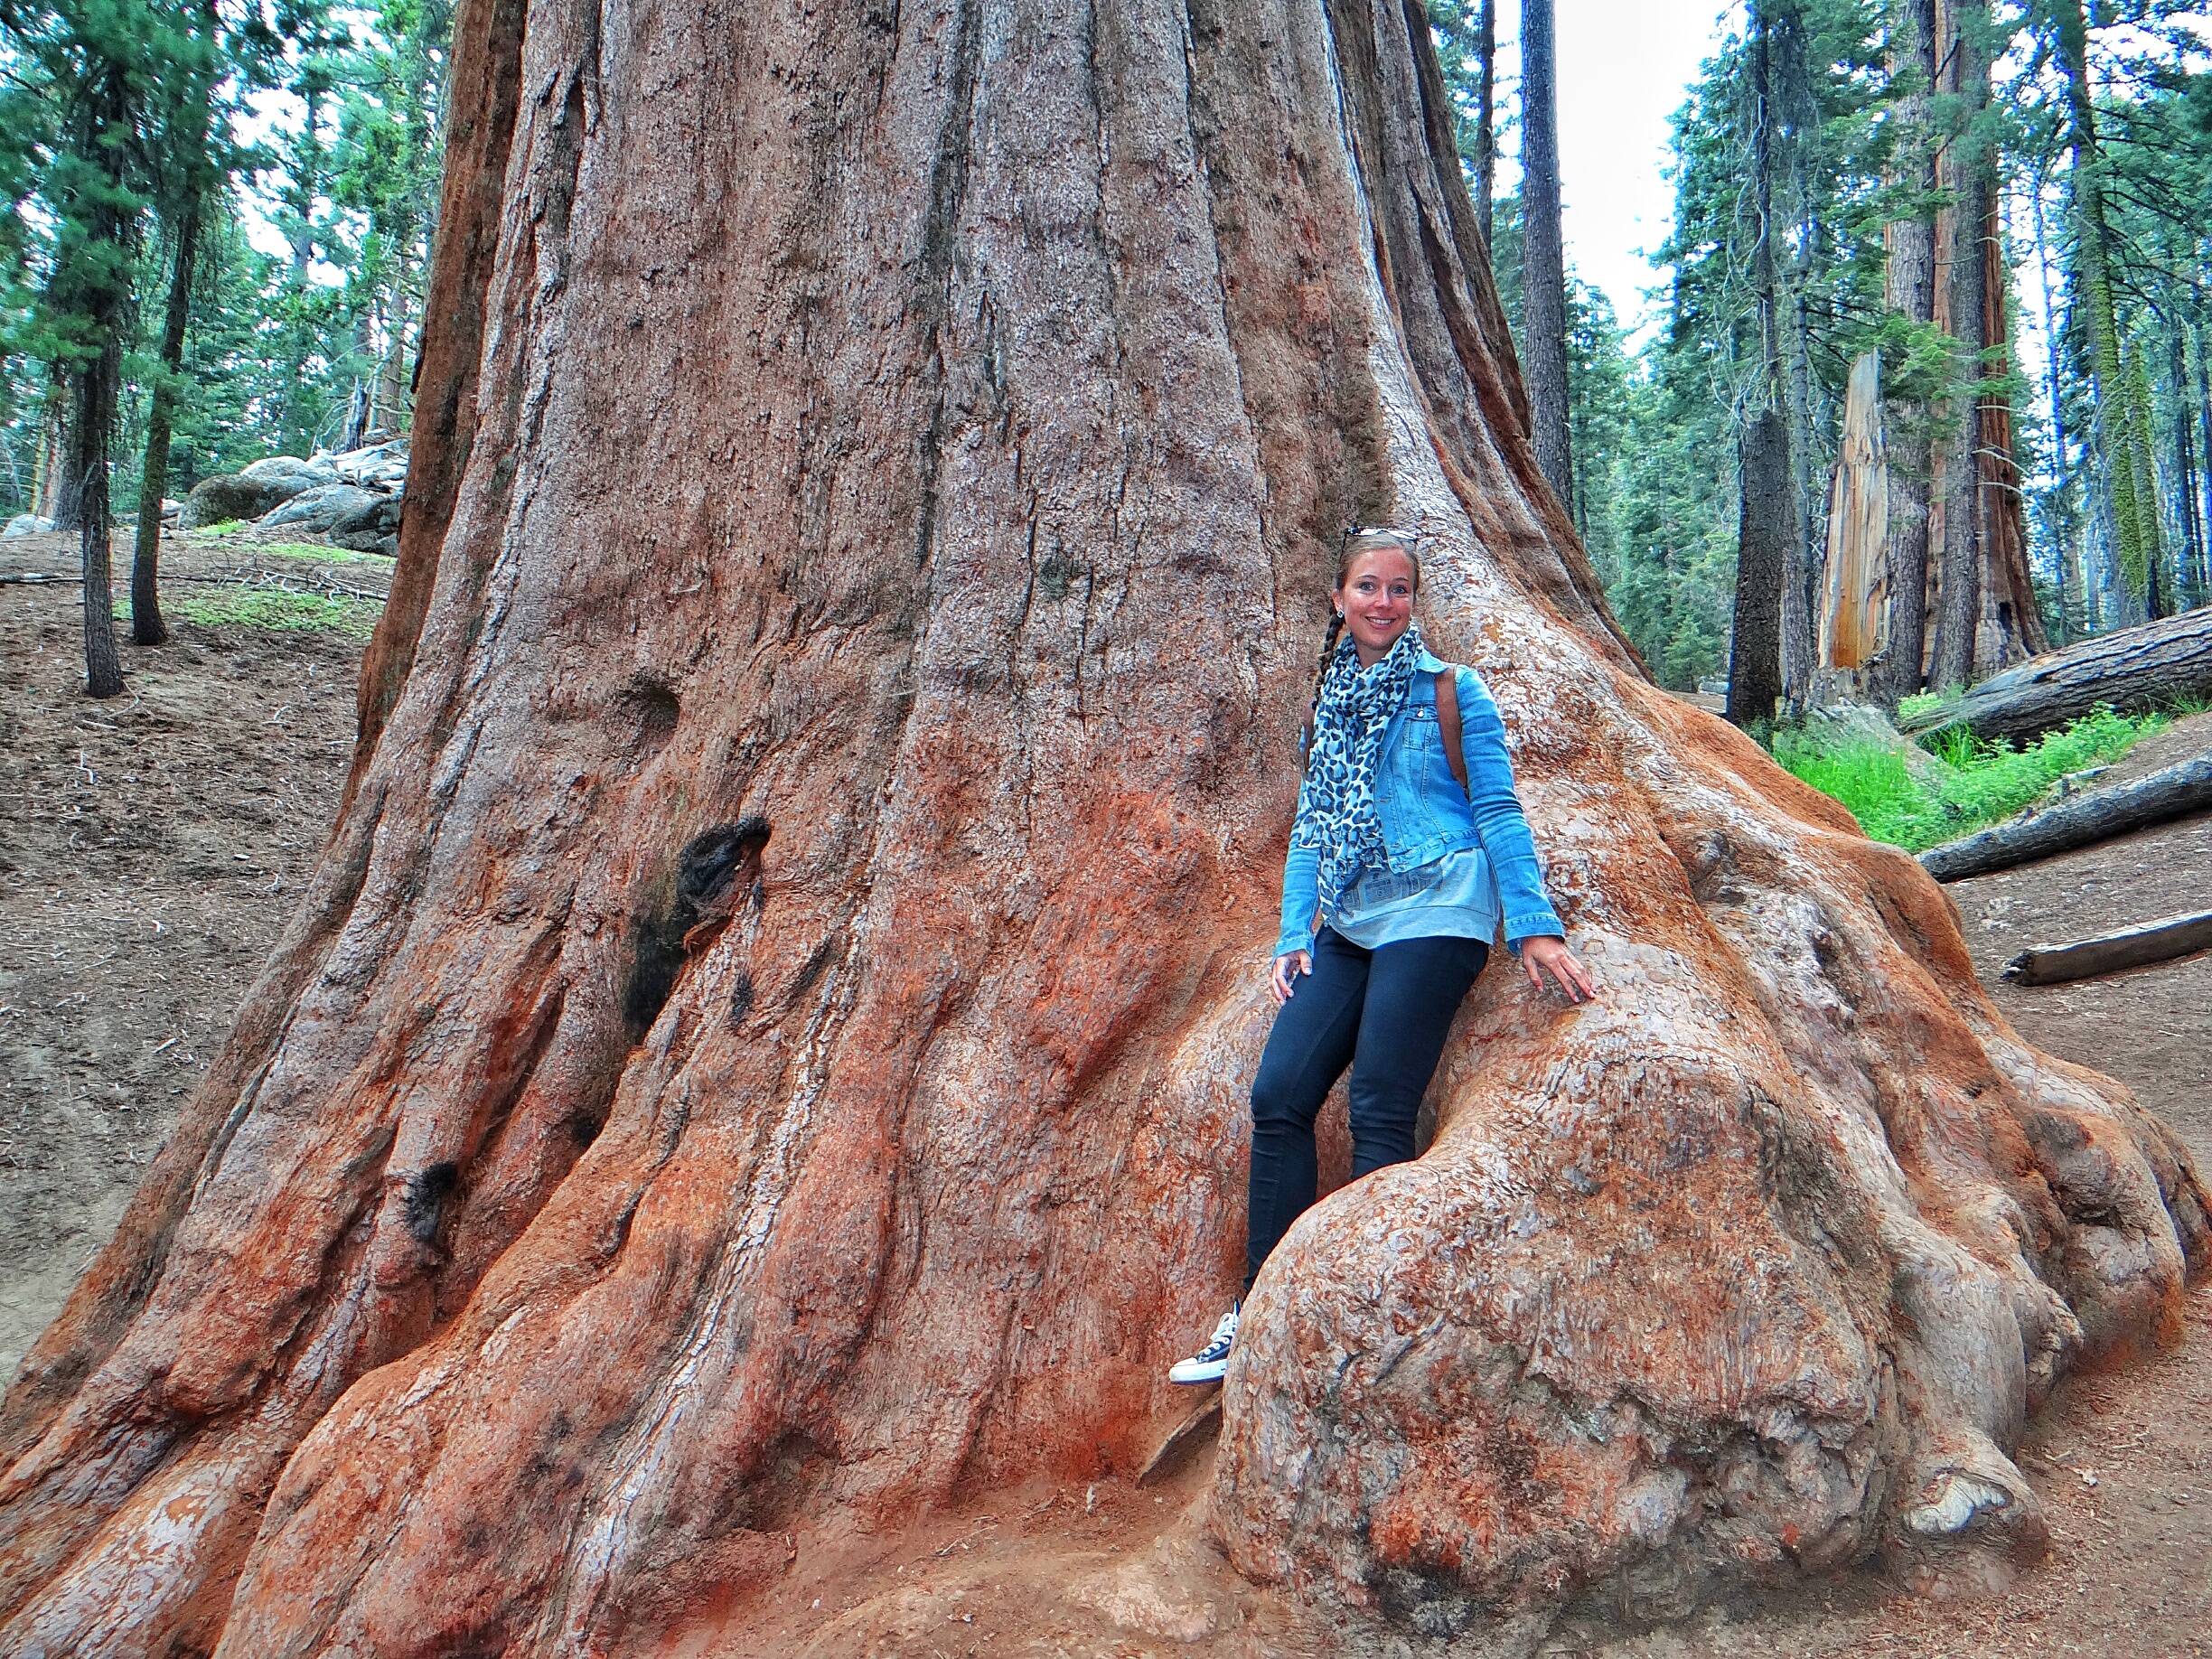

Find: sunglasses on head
<box><xmin>1341</xmin><ymin>524</ymin><xmax>1420</xmax><ymax>548</ymax></box>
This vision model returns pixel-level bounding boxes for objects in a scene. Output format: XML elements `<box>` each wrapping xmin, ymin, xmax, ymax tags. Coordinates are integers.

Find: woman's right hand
<box><xmin>1270</xmin><ymin>951</ymin><xmax>1313</xmax><ymax>1005</ymax></box>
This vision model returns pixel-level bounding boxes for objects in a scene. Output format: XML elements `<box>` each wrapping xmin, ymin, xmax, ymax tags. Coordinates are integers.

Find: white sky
<box><xmin>1495</xmin><ymin>0</ymin><xmax>1740</xmax><ymax>338</ymax></box>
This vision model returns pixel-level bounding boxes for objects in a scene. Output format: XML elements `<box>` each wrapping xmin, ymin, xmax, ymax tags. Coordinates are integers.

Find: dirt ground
<box><xmin>0</xmin><ymin>525</ymin><xmax>386</xmax><ymax>1382</ymax></box>
<box><xmin>2</xmin><ymin>558</ymin><xmax>2207</xmax><ymax>1654</ymax></box>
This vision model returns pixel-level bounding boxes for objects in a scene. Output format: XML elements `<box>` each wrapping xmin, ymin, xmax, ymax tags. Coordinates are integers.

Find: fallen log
<box><xmin>2004</xmin><ymin>910</ymin><xmax>2212</xmax><ymax>986</ymax></box>
<box><xmin>1918</xmin><ymin>752</ymin><xmax>2212</xmax><ymax>881</ymax></box>
<box><xmin>1900</xmin><ymin>606</ymin><xmax>2212</xmax><ymax>747</ymax></box>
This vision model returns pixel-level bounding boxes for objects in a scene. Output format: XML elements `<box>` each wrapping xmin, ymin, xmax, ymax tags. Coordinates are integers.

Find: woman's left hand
<box><xmin>1521</xmin><ymin>935</ymin><xmax>1596</xmax><ymax>1003</ymax></box>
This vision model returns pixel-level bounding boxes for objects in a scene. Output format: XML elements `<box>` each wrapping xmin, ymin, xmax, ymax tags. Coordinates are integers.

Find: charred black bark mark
<box><xmin>622</xmin><ymin>820</ymin><xmax>774</xmax><ymax>1036</ymax></box>
<box><xmin>726</xmin><ymin>970</ymin><xmax>755</xmax><ymax>1027</ymax></box>
<box><xmin>677</xmin><ymin>820</ymin><xmax>772</xmax><ymax>916</ymax></box>
<box><xmin>405</xmin><ymin>1163</ymin><xmax>464</xmax><ymax>1244</ymax></box>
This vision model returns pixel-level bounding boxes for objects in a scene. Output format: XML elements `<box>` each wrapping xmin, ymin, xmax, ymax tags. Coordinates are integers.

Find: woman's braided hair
<box><xmin>1308</xmin><ymin>525</ymin><xmax>1422</xmax><ymax>710</ymax></box>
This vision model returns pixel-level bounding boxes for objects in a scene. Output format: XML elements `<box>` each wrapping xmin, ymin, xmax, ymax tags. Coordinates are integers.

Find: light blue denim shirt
<box><xmin>1273</xmin><ymin>651</ymin><xmax>1565</xmax><ymax>959</ymax></box>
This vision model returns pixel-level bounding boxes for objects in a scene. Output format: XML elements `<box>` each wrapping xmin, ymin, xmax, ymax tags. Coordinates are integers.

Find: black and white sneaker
<box><xmin>1168</xmin><ymin>1304</ymin><xmax>1239</xmax><ymax>1385</ymax></box>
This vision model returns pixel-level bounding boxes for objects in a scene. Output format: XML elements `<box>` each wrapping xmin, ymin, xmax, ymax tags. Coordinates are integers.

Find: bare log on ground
<box><xmin>2004</xmin><ymin>911</ymin><xmax>2212</xmax><ymax>986</ymax></box>
<box><xmin>1902</xmin><ymin>606</ymin><xmax>2212</xmax><ymax>746</ymax></box>
<box><xmin>2</xmin><ymin>0</ymin><xmax>2204</xmax><ymax>1653</ymax></box>
<box><xmin>1919</xmin><ymin>754</ymin><xmax>2212</xmax><ymax>881</ymax></box>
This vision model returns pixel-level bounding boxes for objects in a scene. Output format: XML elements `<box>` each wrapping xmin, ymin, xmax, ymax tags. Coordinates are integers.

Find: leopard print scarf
<box><xmin>1292</xmin><ymin>623</ymin><xmax>1427</xmax><ymax>909</ymax></box>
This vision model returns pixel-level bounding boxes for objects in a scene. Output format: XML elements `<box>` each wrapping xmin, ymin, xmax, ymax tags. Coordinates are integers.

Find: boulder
<box><xmin>5</xmin><ymin>512</ymin><xmax>55</xmax><ymax>537</ymax></box>
<box><xmin>262</xmin><ymin>483</ymin><xmax>380</xmax><ymax>533</ymax></box>
<box><xmin>180</xmin><ymin>473</ymin><xmax>277</xmax><ymax>528</ymax></box>
<box><xmin>330</xmin><ymin>491</ymin><xmax>403</xmax><ymax>539</ymax></box>
<box><xmin>160</xmin><ymin>498</ymin><xmax>182</xmax><ymax>521</ymax></box>
<box><xmin>327</xmin><ymin>439</ymin><xmax>410</xmax><ymax>491</ymax></box>
<box><xmin>240</xmin><ymin>455</ymin><xmax>341</xmax><ymax>507</ymax></box>
<box><xmin>1794</xmin><ymin>699</ymin><xmax>1951</xmax><ymax>786</ymax></box>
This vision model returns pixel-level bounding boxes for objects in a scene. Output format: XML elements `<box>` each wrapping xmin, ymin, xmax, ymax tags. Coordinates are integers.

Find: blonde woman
<box><xmin>1171</xmin><ymin>529</ymin><xmax>1594</xmax><ymax>1384</ymax></box>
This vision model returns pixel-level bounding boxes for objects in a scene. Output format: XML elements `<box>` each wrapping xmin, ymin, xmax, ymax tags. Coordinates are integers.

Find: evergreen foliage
<box><xmin>1425</xmin><ymin>0</ymin><xmax>2208</xmax><ymax>693</ymax></box>
<box><xmin>0</xmin><ymin>0</ymin><xmax>452</xmax><ymax>520</ymax></box>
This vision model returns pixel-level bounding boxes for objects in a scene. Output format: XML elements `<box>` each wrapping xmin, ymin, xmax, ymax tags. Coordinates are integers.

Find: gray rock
<box><xmin>5</xmin><ymin>512</ymin><xmax>55</xmax><ymax>536</ymax></box>
<box><xmin>330</xmin><ymin>492</ymin><xmax>402</xmax><ymax>538</ymax></box>
<box><xmin>160</xmin><ymin>498</ymin><xmax>181</xmax><ymax>520</ymax></box>
<box><xmin>263</xmin><ymin>483</ymin><xmax>380</xmax><ymax>532</ymax></box>
<box><xmin>1796</xmin><ymin>700</ymin><xmax>1952</xmax><ymax>784</ymax></box>
<box><xmin>181</xmin><ymin>473</ymin><xmax>278</xmax><ymax>528</ymax></box>
<box><xmin>241</xmin><ymin>455</ymin><xmax>341</xmax><ymax>507</ymax></box>
<box><xmin>326</xmin><ymin>440</ymin><xmax>409</xmax><ymax>490</ymax></box>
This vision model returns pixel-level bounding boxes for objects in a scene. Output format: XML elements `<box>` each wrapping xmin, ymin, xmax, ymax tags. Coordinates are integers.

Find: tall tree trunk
<box><xmin>2197</xmin><ymin>323</ymin><xmax>2212</xmax><ymax>602</ymax></box>
<box><xmin>1747</xmin><ymin>0</ymin><xmax>1807</xmax><ymax>708</ymax></box>
<box><xmin>2128</xmin><ymin>349</ymin><xmax>2166</xmax><ymax>621</ymax></box>
<box><xmin>1729</xmin><ymin>407</ymin><xmax>1791</xmax><ymax>726</ymax></box>
<box><xmin>30</xmin><ymin>384</ymin><xmax>68</xmax><ymax>522</ymax></box>
<box><xmin>2</xmin><ymin>0</ymin><xmax>2200</xmax><ymax>1653</ymax></box>
<box><xmin>1519</xmin><ymin>0</ymin><xmax>1572</xmax><ymax>506</ymax></box>
<box><xmin>60</xmin><ymin>62</ymin><xmax>136</xmax><ymax>698</ymax></box>
<box><xmin>1778</xmin><ymin>10</ymin><xmax>1818</xmax><ymax>708</ymax></box>
<box><xmin>1473</xmin><ymin>0</ymin><xmax>1495</xmax><ymax>248</ymax></box>
<box><xmin>50</xmin><ymin>393</ymin><xmax>85</xmax><ymax>534</ymax></box>
<box><xmin>132</xmin><ymin>202</ymin><xmax>202</xmax><ymax>649</ymax></box>
<box><xmin>2171</xmin><ymin>329</ymin><xmax>2203</xmax><ymax>608</ymax></box>
<box><xmin>1874</xmin><ymin>0</ymin><xmax>1937</xmax><ymax>705</ymax></box>
<box><xmin>73</xmin><ymin>341</ymin><xmax>124</xmax><ymax>698</ymax></box>
<box><xmin>1819</xmin><ymin>350</ymin><xmax>1888</xmax><ymax>677</ymax></box>
<box><xmin>1970</xmin><ymin>185</ymin><xmax>2044</xmax><ymax>668</ymax></box>
<box><xmin>2031</xmin><ymin>168</ymin><xmax>2081</xmax><ymax>642</ymax></box>
<box><xmin>377</xmin><ymin>286</ymin><xmax>412</xmax><ymax>433</ymax></box>
<box><xmin>2053</xmin><ymin>0</ymin><xmax>2146</xmax><ymax>622</ymax></box>
<box><xmin>1931</xmin><ymin>0</ymin><xmax>1988</xmax><ymax>693</ymax></box>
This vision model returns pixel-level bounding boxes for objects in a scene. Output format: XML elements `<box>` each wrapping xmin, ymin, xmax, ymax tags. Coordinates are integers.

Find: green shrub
<box><xmin>1894</xmin><ymin>689</ymin><xmax>1949</xmax><ymax>726</ymax></box>
<box><xmin>1774</xmin><ymin>704</ymin><xmax>2167</xmax><ymax>851</ymax></box>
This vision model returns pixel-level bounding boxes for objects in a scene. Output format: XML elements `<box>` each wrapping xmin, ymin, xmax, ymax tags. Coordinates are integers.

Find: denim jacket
<box><xmin>1273</xmin><ymin>649</ymin><xmax>1564</xmax><ymax>960</ymax></box>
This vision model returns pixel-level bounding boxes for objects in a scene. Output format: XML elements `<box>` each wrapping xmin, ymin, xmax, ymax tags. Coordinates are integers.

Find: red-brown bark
<box><xmin>1</xmin><ymin>0</ymin><xmax>2199</xmax><ymax>1651</ymax></box>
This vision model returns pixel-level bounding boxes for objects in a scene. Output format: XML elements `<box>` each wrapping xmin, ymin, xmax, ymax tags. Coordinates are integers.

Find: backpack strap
<box><xmin>1434</xmin><ymin>665</ymin><xmax>1470</xmax><ymax>798</ymax></box>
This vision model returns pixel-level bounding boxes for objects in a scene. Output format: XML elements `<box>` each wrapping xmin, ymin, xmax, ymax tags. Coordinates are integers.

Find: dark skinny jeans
<box><xmin>1245</xmin><ymin>927</ymin><xmax>1489</xmax><ymax>1292</ymax></box>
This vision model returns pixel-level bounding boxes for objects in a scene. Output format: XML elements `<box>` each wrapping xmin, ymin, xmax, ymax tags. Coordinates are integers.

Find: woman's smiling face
<box><xmin>1336</xmin><ymin>545</ymin><xmax>1418</xmax><ymax>664</ymax></box>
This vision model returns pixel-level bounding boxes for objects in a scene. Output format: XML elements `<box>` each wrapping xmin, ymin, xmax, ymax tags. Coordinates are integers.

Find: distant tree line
<box><xmin>0</xmin><ymin>0</ymin><xmax>450</xmax><ymax>690</ymax></box>
<box><xmin>1429</xmin><ymin>0</ymin><xmax>2212</xmax><ymax>711</ymax></box>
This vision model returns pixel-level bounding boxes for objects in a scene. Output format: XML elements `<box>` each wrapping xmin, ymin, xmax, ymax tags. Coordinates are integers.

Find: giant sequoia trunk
<box><xmin>3</xmin><ymin>0</ymin><xmax>2204</xmax><ymax>1651</ymax></box>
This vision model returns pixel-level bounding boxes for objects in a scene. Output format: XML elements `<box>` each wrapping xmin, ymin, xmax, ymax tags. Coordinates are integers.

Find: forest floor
<box><xmin>0</xmin><ymin>524</ymin><xmax>387</xmax><ymax>1382</ymax></box>
<box><xmin>1</xmin><ymin>556</ymin><xmax>2207</xmax><ymax>1656</ymax></box>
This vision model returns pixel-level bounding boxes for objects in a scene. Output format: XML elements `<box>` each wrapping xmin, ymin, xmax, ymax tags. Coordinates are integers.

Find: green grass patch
<box><xmin>173</xmin><ymin>586</ymin><xmax>381</xmax><ymax>641</ymax></box>
<box><xmin>1774</xmin><ymin>704</ymin><xmax>2168</xmax><ymax>852</ymax></box>
<box><xmin>191</xmin><ymin>519</ymin><xmax>245</xmax><ymax>536</ymax></box>
<box><xmin>1893</xmin><ymin>689</ymin><xmax>1950</xmax><ymax>726</ymax></box>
